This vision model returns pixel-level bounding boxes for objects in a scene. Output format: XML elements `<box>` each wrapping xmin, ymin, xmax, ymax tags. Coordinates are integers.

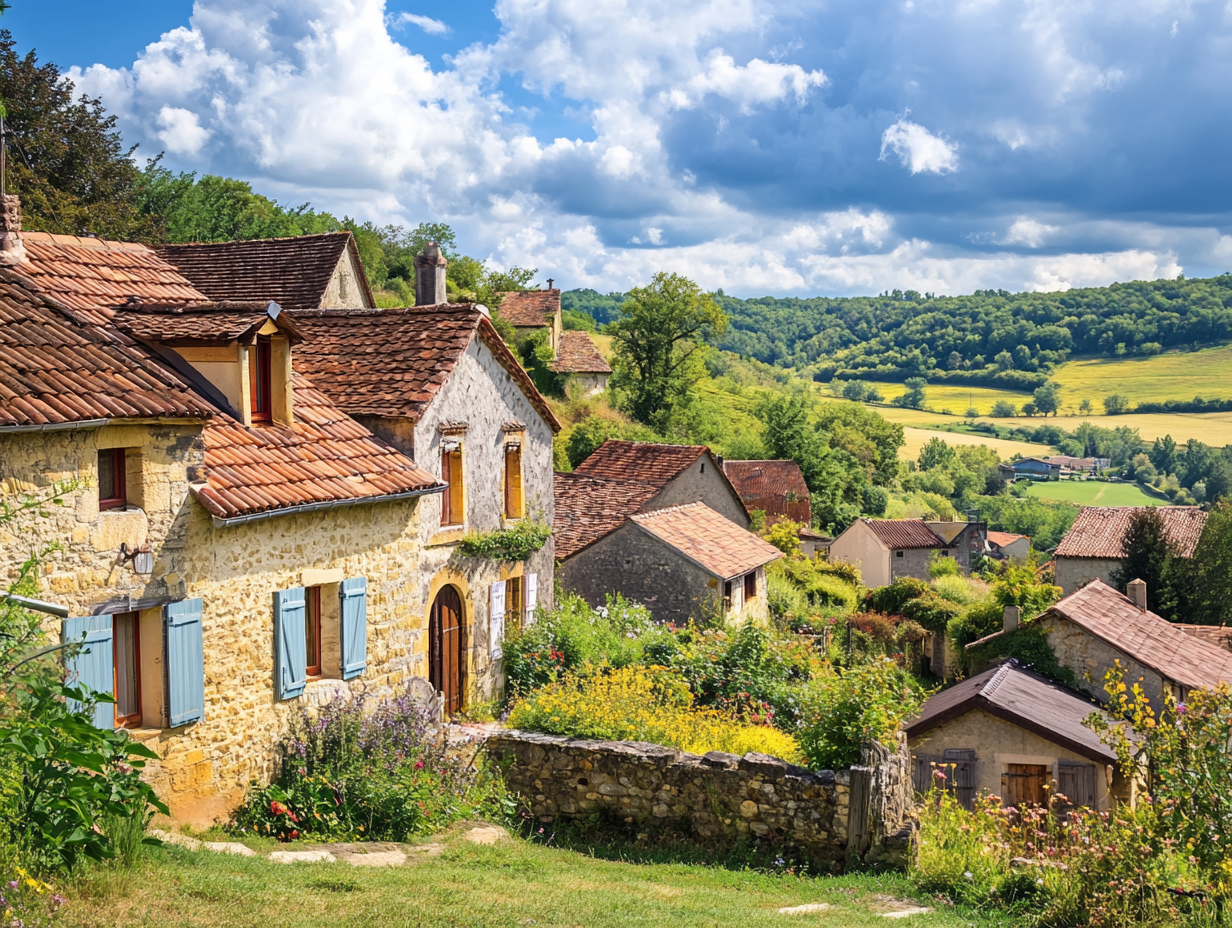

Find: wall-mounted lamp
<box><xmin>119</xmin><ymin>542</ymin><xmax>154</xmax><ymax>576</ymax></box>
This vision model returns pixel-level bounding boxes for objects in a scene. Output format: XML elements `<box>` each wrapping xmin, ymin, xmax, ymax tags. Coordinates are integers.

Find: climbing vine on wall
<box><xmin>457</xmin><ymin>520</ymin><xmax>551</xmax><ymax>561</ymax></box>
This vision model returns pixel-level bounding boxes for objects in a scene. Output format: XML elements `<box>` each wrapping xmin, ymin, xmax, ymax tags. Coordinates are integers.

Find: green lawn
<box><xmin>1022</xmin><ymin>480</ymin><xmax>1167</xmax><ymax>507</ymax></box>
<box><xmin>62</xmin><ymin>829</ymin><xmax>1014</xmax><ymax>928</ymax></box>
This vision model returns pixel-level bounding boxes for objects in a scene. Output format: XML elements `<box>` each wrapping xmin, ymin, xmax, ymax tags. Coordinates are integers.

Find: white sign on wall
<box><xmin>490</xmin><ymin>580</ymin><xmax>506</xmax><ymax>660</ymax></box>
<box><xmin>526</xmin><ymin>572</ymin><xmax>538</xmax><ymax>625</ymax></box>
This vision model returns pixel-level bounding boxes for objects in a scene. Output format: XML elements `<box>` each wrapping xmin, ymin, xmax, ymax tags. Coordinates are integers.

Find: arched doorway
<box><xmin>429</xmin><ymin>585</ymin><xmax>466</xmax><ymax>715</ymax></box>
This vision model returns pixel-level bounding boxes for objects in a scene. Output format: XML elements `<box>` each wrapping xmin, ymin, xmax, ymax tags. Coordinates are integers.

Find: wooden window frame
<box><xmin>441</xmin><ymin>447</ymin><xmax>464</xmax><ymax>527</ymax></box>
<box><xmin>744</xmin><ymin>571</ymin><xmax>756</xmax><ymax>602</ymax></box>
<box><xmin>306</xmin><ymin>586</ymin><xmax>322</xmax><ymax>678</ymax></box>
<box><xmin>723</xmin><ymin>580</ymin><xmax>733</xmax><ymax>611</ymax></box>
<box><xmin>503</xmin><ymin>444</ymin><xmax>524</xmax><ymax>520</ymax></box>
<box><xmin>98</xmin><ymin>448</ymin><xmax>128</xmax><ymax>511</ymax></box>
<box><xmin>112</xmin><ymin>611</ymin><xmax>142</xmax><ymax>729</ymax></box>
<box><xmin>505</xmin><ymin>576</ymin><xmax>524</xmax><ymax>631</ymax></box>
<box><xmin>250</xmin><ymin>337</ymin><xmax>273</xmax><ymax>422</ymax></box>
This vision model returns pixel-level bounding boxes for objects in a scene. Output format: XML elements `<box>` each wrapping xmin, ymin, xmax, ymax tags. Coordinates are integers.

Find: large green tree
<box><xmin>1186</xmin><ymin>501</ymin><xmax>1232</xmax><ymax>625</ymax></box>
<box><xmin>609</xmin><ymin>272</ymin><xmax>726</xmax><ymax>430</ymax></box>
<box><xmin>1110</xmin><ymin>508</ymin><xmax>1178</xmax><ymax>616</ymax></box>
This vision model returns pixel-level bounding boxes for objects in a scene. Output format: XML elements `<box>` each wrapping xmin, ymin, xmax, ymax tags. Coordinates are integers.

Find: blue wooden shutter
<box><xmin>340</xmin><ymin>577</ymin><xmax>367</xmax><ymax>680</ymax></box>
<box><xmin>274</xmin><ymin>587</ymin><xmax>307</xmax><ymax>700</ymax></box>
<box><xmin>164</xmin><ymin>598</ymin><xmax>205</xmax><ymax>726</ymax></box>
<box><xmin>62</xmin><ymin>615</ymin><xmax>114</xmax><ymax>729</ymax></box>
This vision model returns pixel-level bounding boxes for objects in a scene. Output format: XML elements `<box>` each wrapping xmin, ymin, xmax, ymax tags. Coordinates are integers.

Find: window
<box><xmin>723</xmin><ymin>580</ymin><xmax>733</xmax><ymax>610</ymax></box>
<box><xmin>250</xmin><ymin>337</ymin><xmax>273</xmax><ymax>422</ymax></box>
<box><xmin>305</xmin><ymin>586</ymin><xmax>322</xmax><ymax>677</ymax></box>
<box><xmin>504</xmin><ymin>443</ymin><xmax>523</xmax><ymax>519</ymax></box>
<box><xmin>744</xmin><ymin>572</ymin><xmax>756</xmax><ymax>602</ymax></box>
<box><xmin>441</xmin><ymin>446</ymin><xmax>464</xmax><ymax>526</ymax></box>
<box><xmin>505</xmin><ymin>576</ymin><xmax>523</xmax><ymax>630</ymax></box>
<box><xmin>895</xmin><ymin>550</ymin><xmax>904</xmax><ymax>558</ymax></box>
<box><xmin>112</xmin><ymin>612</ymin><xmax>141</xmax><ymax>728</ymax></box>
<box><xmin>941</xmin><ymin>550</ymin><xmax>951</xmax><ymax>558</ymax></box>
<box><xmin>98</xmin><ymin>448</ymin><xmax>127</xmax><ymax>510</ymax></box>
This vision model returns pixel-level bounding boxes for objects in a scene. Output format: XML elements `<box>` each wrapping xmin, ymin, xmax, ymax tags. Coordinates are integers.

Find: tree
<box><xmin>991</xmin><ymin>400</ymin><xmax>1017</xmax><ymax>417</ymax></box>
<box><xmin>891</xmin><ymin>377</ymin><xmax>927</xmax><ymax>409</ymax></box>
<box><xmin>1032</xmin><ymin>381</ymin><xmax>1061</xmax><ymax>417</ymax></box>
<box><xmin>608</xmin><ymin>272</ymin><xmax>726</xmax><ymax>429</ymax></box>
<box><xmin>917</xmin><ymin>436</ymin><xmax>957</xmax><ymax>471</ymax></box>
<box><xmin>995</xmin><ymin>350</ymin><xmax>1014</xmax><ymax>371</ymax></box>
<box><xmin>1079</xmin><ymin>398</ymin><xmax>1093</xmax><ymax>416</ymax></box>
<box><xmin>1103</xmin><ymin>393</ymin><xmax>1131</xmax><ymax>415</ymax></box>
<box><xmin>1187</xmin><ymin>501</ymin><xmax>1232</xmax><ymax>625</ymax></box>
<box><xmin>1110</xmin><ymin>508</ymin><xmax>1177</xmax><ymax>616</ymax></box>
<box><xmin>1149</xmin><ymin>434</ymin><xmax>1179</xmax><ymax>477</ymax></box>
<box><xmin>1021</xmin><ymin>402</ymin><xmax>1037</xmax><ymax>417</ymax></box>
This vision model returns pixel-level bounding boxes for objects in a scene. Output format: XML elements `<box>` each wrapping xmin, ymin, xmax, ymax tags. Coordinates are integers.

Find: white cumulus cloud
<box><xmin>391</xmin><ymin>12</ymin><xmax>448</xmax><ymax>35</ymax></box>
<box><xmin>879</xmin><ymin>118</ymin><xmax>959</xmax><ymax>174</ymax></box>
<box><xmin>670</xmin><ymin>50</ymin><xmax>827</xmax><ymax>112</ymax></box>
<box><xmin>1003</xmin><ymin>217</ymin><xmax>1059</xmax><ymax>248</ymax></box>
<box><xmin>156</xmin><ymin>105</ymin><xmax>210</xmax><ymax>156</ymax></box>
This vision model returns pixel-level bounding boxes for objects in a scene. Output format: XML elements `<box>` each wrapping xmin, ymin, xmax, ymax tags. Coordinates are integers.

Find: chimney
<box><xmin>414</xmin><ymin>242</ymin><xmax>448</xmax><ymax>306</ymax></box>
<box><xmin>1003</xmin><ymin>605</ymin><xmax>1020</xmax><ymax>633</ymax></box>
<box><xmin>1127</xmin><ymin>578</ymin><xmax>1147</xmax><ymax>612</ymax></box>
<box><xmin>0</xmin><ymin>194</ymin><xmax>27</xmax><ymax>266</ymax></box>
<box><xmin>547</xmin><ymin>278</ymin><xmax>554</xmax><ymax>290</ymax></box>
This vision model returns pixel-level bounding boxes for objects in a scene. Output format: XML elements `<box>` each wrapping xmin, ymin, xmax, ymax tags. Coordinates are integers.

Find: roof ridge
<box><xmin>155</xmin><ymin>231</ymin><xmax>353</xmax><ymax>247</ymax></box>
<box><xmin>631</xmin><ymin>501</ymin><xmax>707</xmax><ymax>520</ymax></box>
<box><xmin>980</xmin><ymin>661</ymin><xmax>1016</xmax><ymax>698</ymax></box>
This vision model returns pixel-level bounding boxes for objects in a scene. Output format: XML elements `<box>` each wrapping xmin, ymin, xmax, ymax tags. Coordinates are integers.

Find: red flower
<box><xmin>414</xmin><ymin>760</ymin><xmax>426</xmax><ymax>770</ymax></box>
<box><xmin>290</xmin><ymin>829</ymin><xmax>299</xmax><ymax>839</ymax></box>
<box><xmin>270</xmin><ymin>800</ymin><xmax>288</xmax><ymax>816</ymax></box>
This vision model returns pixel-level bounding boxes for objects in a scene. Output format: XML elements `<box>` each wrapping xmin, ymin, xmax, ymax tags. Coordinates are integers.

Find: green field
<box><xmin>1023</xmin><ymin>480</ymin><xmax>1166</xmax><ymax>507</ymax></box>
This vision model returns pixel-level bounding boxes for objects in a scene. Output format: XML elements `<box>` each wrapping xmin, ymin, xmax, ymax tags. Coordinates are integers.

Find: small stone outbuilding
<box><xmin>828</xmin><ymin>518</ymin><xmax>985</xmax><ymax>588</ymax></box>
<box><xmin>1053</xmin><ymin>506</ymin><xmax>1206</xmax><ymax>595</ymax></box>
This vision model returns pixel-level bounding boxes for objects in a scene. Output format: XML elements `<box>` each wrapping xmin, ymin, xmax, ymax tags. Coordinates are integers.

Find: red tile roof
<box><xmin>499</xmin><ymin>289</ymin><xmax>559</xmax><ymax>327</ymax></box>
<box><xmin>630</xmin><ymin>502</ymin><xmax>781</xmax><ymax>579</ymax></box>
<box><xmin>1176</xmin><ymin>625</ymin><xmax>1232</xmax><ymax>653</ymax></box>
<box><xmin>153</xmin><ymin>233</ymin><xmax>374</xmax><ymax>310</ymax></box>
<box><xmin>987</xmin><ymin>530</ymin><xmax>1028</xmax><ymax>547</ymax></box>
<box><xmin>549</xmin><ymin>330</ymin><xmax>611</xmax><ymax>374</ymax></box>
<box><xmin>905</xmin><ymin>661</ymin><xmax>1117</xmax><ymax>764</ymax></box>
<box><xmin>193</xmin><ymin>374</ymin><xmax>442</xmax><ymax>522</ymax></box>
<box><xmin>723</xmin><ymin>460</ymin><xmax>811</xmax><ymax>525</ymax></box>
<box><xmin>288</xmin><ymin>305</ymin><xmax>561</xmax><ymax>431</ymax></box>
<box><xmin>862</xmin><ymin>519</ymin><xmax>946</xmax><ymax>549</ymax></box>
<box><xmin>112</xmin><ymin>301</ymin><xmax>304</xmax><ymax>346</ymax></box>
<box><xmin>15</xmin><ymin>232</ymin><xmax>207</xmax><ymax>324</ymax></box>
<box><xmin>574</xmin><ymin>440</ymin><xmax>707</xmax><ymax>486</ymax></box>
<box><xmin>1055</xmin><ymin>506</ymin><xmax>1207</xmax><ymax>559</ymax></box>
<box><xmin>0</xmin><ymin>271</ymin><xmax>217</xmax><ymax>428</ymax></box>
<box><xmin>553</xmin><ymin>471</ymin><xmax>660</xmax><ymax>558</ymax></box>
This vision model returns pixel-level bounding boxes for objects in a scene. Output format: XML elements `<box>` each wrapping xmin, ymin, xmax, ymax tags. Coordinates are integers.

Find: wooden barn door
<box><xmin>429</xmin><ymin>586</ymin><xmax>466</xmax><ymax>715</ymax></box>
<box><xmin>1001</xmin><ymin>764</ymin><xmax>1049</xmax><ymax>807</ymax></box>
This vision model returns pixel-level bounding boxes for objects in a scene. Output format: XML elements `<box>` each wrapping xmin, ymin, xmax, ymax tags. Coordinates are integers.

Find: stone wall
<box><xmin>650</xmin><ymin>456</ymin><xmax>750</xmax><ymax>529</ymax></box>
<box><xmin>1055</xmin><ymin>557</ymin><xmax>1120</xmax><ymax>597</ymax></box>
<box><xmin>488</xmin><ymin>731</ymin><xmax>915</xmax><ymax>872</ymax></box>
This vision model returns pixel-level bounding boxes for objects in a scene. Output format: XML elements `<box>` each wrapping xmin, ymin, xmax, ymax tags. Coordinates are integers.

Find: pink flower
<box><xmin>933</xmin><ymin>769</ymin><xmax>947</xmax><ymax>780</ymax></box>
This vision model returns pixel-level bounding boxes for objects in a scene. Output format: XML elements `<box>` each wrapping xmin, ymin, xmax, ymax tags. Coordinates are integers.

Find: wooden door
<box><xmin>429</xmin><ymin>586</ymin><xmax>466</xmax><ymax>715</ymax></box>
<box><xmin>1002</xmin><ymin>763</ymin><xmax>1049</xmax><ymax>807</ymax></box>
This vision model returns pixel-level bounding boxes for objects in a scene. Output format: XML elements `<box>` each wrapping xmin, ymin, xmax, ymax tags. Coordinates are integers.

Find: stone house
<box><xmin>1053</xmin><ymin>505</ymin><xmax>1207</xmax><ymax>595</ymax></box>
<box><xmin>967</xmin><ymin>579</ymin><xmax>1232</xmax><ymax>709</ymax></box>
<box><xmin>555</xmin><ymin>498</ymin><xmax>781</xmax><ymax>626</ymax></box>
<box><xmin>906</xmin><ymin>660</ymin><xmax>1129</xmax><ymax>810</ymax></box>
<box><xmin>154</xmin><ymin>232</ymin><xmax>376</xmax><ymax>310</ymax></box>
<box><xmin>827</xmin><ymin>518</ymin><xmax>986</xmax><ymax>588</ymax></box>
<box><xmin>499</xmin><ymin>286</ymin><xmax>611</xmax><ymax>394</ymax></box>
<box><xmin>985</xmin><ymin>530</ymin><xmax>1030</xmax><ymax>563</ymax></box>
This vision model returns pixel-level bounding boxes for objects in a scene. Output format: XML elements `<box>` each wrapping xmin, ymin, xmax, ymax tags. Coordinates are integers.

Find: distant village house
<box><xmin>1053</xmin><ymin>505</ymin><xmax>1206</xmax><ymax>595</ymax></box>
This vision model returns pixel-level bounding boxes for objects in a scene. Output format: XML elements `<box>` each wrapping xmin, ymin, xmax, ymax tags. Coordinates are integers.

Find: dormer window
<box><xmin>250</xmin><ymin>336</ymin><xmax>273</xmax><ymax>422</ymax></box>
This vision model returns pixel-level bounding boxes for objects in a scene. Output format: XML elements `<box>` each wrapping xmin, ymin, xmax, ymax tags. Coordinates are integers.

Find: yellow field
<box><xmin>821</xmin><ymin>381</ymin><xmax>1031</xmax><ymax>416</ymax></box>
<box><xmin>1051</xmin><ymin>343</ymin><xmax>1232</xmax><ymax>409</ymax></box>
<box><xmin>899</xmin><ymin>426</ymin><xmax>1052</xmax><ymax>461</ymax></box>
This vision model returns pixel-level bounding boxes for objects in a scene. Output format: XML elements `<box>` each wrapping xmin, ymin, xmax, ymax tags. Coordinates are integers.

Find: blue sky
<box><xmin>11</xmin><ymin>0</ymin><xmax>1232</xmax><ymax>297</ymax></box>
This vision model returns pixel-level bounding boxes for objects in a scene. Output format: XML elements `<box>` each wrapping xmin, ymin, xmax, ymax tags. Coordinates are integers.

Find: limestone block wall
<box><xmin>1039</xmin><ymin>613</ymin><xmax>1170</xmax><ymax>707</ymax></box>
<box><xmin>1055</xmin><ymin>557</ymin><xmax>1120</xmax><ymax>597</ymax></box>
<box><xmin>488</xmin><ymin>731</ymin><xmax>915</xmax><ymax>872</ymax></box>
<box><xmin>649</xmin><ymin>458</ymin><xmax>750</xmax><ymax>529</ymax></box>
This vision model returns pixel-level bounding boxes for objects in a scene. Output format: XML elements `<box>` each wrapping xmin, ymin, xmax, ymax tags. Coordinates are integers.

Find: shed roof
<box><xmin>153</xmin><ymin>232</ymin><xmax>374</xmax><ymax>310</ymax></box>
<box><xmin>905</xmin><ymin>661</ymin><xmax>1117</xmax><ymax>764</ymax></box>
<box><xmin>549</xmin><ymin>330</ymin><xmax>611</xmax><ymax>374</ymax></box>
<box><xmin>1055</xmin><ymin>506</ymin><xmax>1207</xmax><ymax>559</ymax></box>
<box><xmin>574</xmin><ymin>439</ymin><xmax>707</xmax><ymax>486</ymax></box>
<box><xmin>722</xmin><ymin>459</ymin><xmax>811</xmax><ymax>525</ymax></box>
<box><xmin>0</xmin><ymin>271</ymin><xmax>217</xmax><ymax>428</ymax></box>
<box><xmin>859</xmin><ymin>519</ymin><xmax>946</xmax><ymax>549</ymax></box>
<box><xmin>552</xmin><ymin>471</ymin><xmax>660</xmax><ymax>558</ymax></box>
<box><xmin>288</xmin><ymin>305</ymin><xmax>560</xmax><ymax>430</ymax></box>
<box><xmin>630</xmin><ymin>502</ymin><xmax>781</xmax><ymax>580</ymax></box>
<box><xmin>499</xmin><ymin>289</ymin><xmax>559</xmax><ymax>327</ymax></box>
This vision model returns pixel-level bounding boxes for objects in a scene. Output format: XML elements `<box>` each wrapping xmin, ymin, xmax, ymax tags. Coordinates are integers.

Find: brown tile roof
<box><xmin>630</xmin><ymin>502</ymin><xmax>781</xmax><ymax>579</ymax></box>
<box><xmin>549</xmin><ymin>330</ymin><xmax>611</xmax><ymax>374</ymax></box>
<box><xmin>987</xmin><ymin>530</ymin><xmax>1028</xmax><ymax>547</ymax></box>
<box><xmin>499</xmin><ymin>289</ymin><xmax>559</xmax><ymax>327</ymax></box>
<box><xmin>722</xmin><ymin>460</ymin><xmax>811</xmax><ymax>525</ymax></box>
<box><xmin>153</xmin><ymin>233</ymin><xmax>374</xmax><ymax>310</ymax></box>
<box><xmin>574</xmin><ymin>440</ymin><xmax>707</xmax><ymax>486</ymax></box>
<box><xmin>862</xmin><ymin>519</ymin><xmax>946</xmax><ymax>549</ymax></box>
<box><xmin>193</xmin><ymin>373</ymin><xmax>443</xmax><ymax>522</ymax></box>
<box><xmin>1175</xmin><ymin>625</ymin><xmax>1232</xmax><ymax>653</ymax></box>
<box><xmin>112</xmin><ymin>301</ymin><xmax>304</xmax><ymax>346</ymax></box>
<box><xmin>553</xmin><ymin>471</ymin><xmax>660</xmax><ymax>558</ymax></box>
<box><xmin>15</xmin><ymin>232</ymin><xmax>207</xmax><ymax>324</ymax></box>
<box><xmin>1055</xmin><ymin>506</ymin><xmax>1207</xmax><ymax>559</ymax></box>
<box><xmin>290</xmin><ymin>305</ymin><xmax>560</xmax><ymax>431</ymax></box>
<box><xmin>0</xmin><ymin>271</ymin><xmax>217</xmax><ymax>428</ymax></box>
<box><xmin>905</xmin><ymin>661</ymin><xmax>1117</xmax><ymax>764</ymax></box>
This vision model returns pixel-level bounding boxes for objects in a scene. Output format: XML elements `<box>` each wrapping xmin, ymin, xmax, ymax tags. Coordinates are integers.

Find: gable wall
<box><xmin>829</xmin><ymin>521</ymin><xmax>891</xmax><ymax>588</ymax></box>
<box><xmin>321</xmin><ymin>249</ymin><xmax>373</xmax><ymax>308</ymax></box>
<box><xmin>1039</xmin><ymin>612</ymin><xmax>1172</xmax><ymax>707</ymax></box>
<box><xmin>649</xmin><ymin>457</ymin><xmax>750</xmax><ymax>528</ymax></box>
<box><xmin>1055</xmin><ymin>556</ymin><xmax>1122</xmax><ymax>596</ymax></box>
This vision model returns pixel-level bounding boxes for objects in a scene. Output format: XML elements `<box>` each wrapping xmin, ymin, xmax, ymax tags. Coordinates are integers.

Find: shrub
<box><xmin>507</xmin><ymin>667</ymin><xmax>802</xmax><ymax>763</ymax></box>
<box><xmin>927</xmin><ymin>551</ymin><xmax>961</xmax><ymax>578</ymax></box>
<box><xmin>762</xmin><ymin>519</ymin><xmax>802</xmax><ymax>556</ymax></box>
<box><xmin>233</xmin><ymin>688</ymin><xmax>507</xmax><ymax>842</ymax></box>
<box><xmin>864</xmin><ymin>577</ymin><xmax>930</xmax><ymax>614</ymax></box>
<box><xmin>797</xmin><ymin>659</ymin><xmax>927</xmax><ymax>769</ymax></box>
<box><xmin>457</xmin><ymin>519</ymin><xmax>551</xmax><ymax>560</ymax></box>
<box><xmin>929</xmin><ymin>574</ymin><xmax>984</xmax><ymax>606</ymax></box>
<box><xmin>901</xmin><ymin>592</ymin><xmax>962</xmax><ymax>633</ymax></box>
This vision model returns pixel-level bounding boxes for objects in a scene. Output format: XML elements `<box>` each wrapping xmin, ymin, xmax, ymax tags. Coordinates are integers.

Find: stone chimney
<box><xmin>414</xmin><ymin>242</ymin><xmax>448</xmax><ymax>306</ymax></box>
<box><xmin>1127</xmin><ymin>578</ymin><xmax>1147</xmax><ymax>612</ymax></box>
<box><xmin>1003</xmin><ymin>605</ymin><xmax>1021</xmax><ymax>633</ymax></box>
<box><xmin>0</xmin><ymin>194</ymin><xmax>27</xmax><ymax>266</ymax></box>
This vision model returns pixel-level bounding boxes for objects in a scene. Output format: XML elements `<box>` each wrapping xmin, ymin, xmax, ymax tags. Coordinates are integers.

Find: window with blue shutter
<box><xmin>62</xmin><ymin>615</ymin><xmax>114</xmax><ymax>729</ymax></box>
<box><xmin>164</xmin><ymin>599</ymin><xmax>205</xmax><ymax>726</ymax></box>
<box><xmin>340</xmin><ymin>577</ymin><xmax>367</xmax><ymax>680</ymax></box>
<box><xmin>274</xmin><ymin>587</ymin><xmax>307</xmax><ymax>700</ymax></box>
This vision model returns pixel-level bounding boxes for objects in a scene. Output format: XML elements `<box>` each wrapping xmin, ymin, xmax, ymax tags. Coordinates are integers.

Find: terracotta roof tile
<box><xmin>987</xmin><ymin>530</ymin><xmax>1027</xmax><ymax>547</ymax></box>
<box><xmin>499</xmin><ymin>289</ymin><xmax>559</xmax><ymax>327</ymax></box>
<box><xmin>630</xmin><ymin>502</ymin><xmax>781</xmax><ymax>579</ymax></box>
<box><xmin>16</xmin><ymin>232</ymin><xmax>208</xmax><ymax>324</ymax></box>
<box><xmin>574</xmin><ymin>440</ymin><xmax>707</xmax><ymax>486</ymax></box>
<box><xmin>193</xmin><ymin>374</ymin><xmax>443</xmax><ymax>521</ymax></box>
<box><xmin>153</xmin><ymin>233</ymin><xmax>374</xmax><ymax>310</ymax></box>
<box><xmin>723</xmin><ymin>460</ymin><xmax>811</xmax><ymax>525</ymax></box>
<box><xmin>1055</xmin><ymin>506</ymin><xmax>1207</xmax><ymax>559</ymax></box>
<box><xmin>0</xmin><ymin>270</ymin><xmax>217</xmax><ymax>427</ymax></box>
<box><xmin>290</xmin><ymin>305</ymin><xmax>560</xmax><ymax>430</ymax></box>
<box><xmin>862</xmin><ymin>519</ymin><xmax>946</xmax><ymax>549</ymax></box>
<box><xmin>112</xmin><ymin>301</ymin><xmax>304</xmax><ymax>346</ymax></box>
<box><xmin>1175</xmin><ymin>625</ymin><xmax>1232</xmax><ymax>653</ymax></box>
<box><xmin>549</xmin><ymin>330</ymin><xmax>611</xmax><ymax>374</ymax></box>
<box><xmin>553</xmin><ymin>471</ymin><xmax>660</xmax><ymax>558</ymax></box>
